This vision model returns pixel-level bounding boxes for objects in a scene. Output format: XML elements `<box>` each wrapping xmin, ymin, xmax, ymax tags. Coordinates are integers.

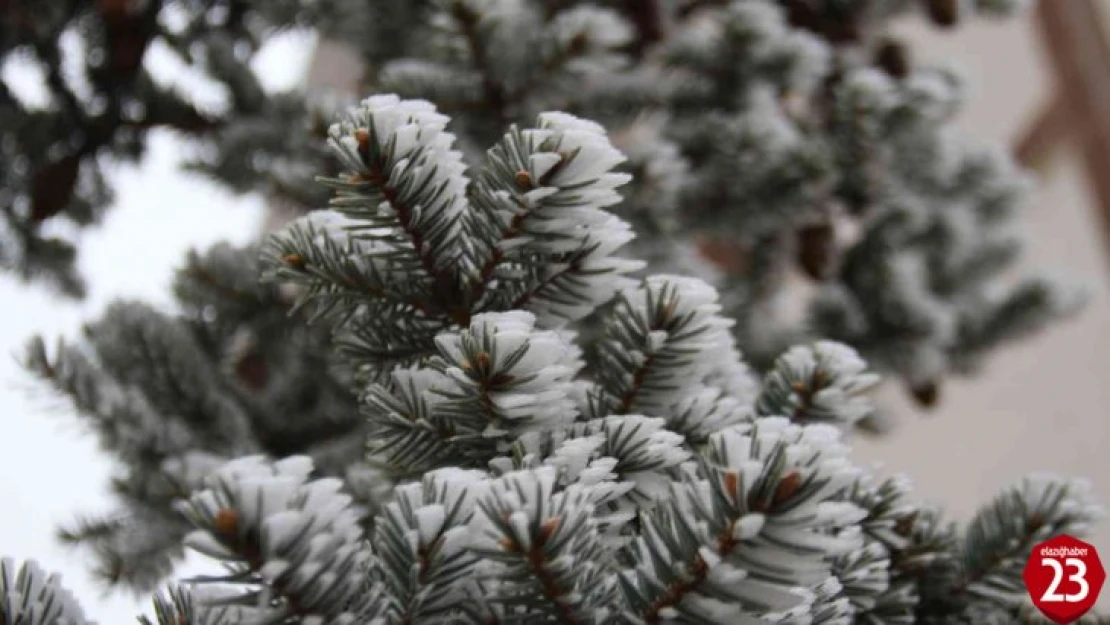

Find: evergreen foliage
<box><xmin>9</xmin><ymin>93</ymin><xmax>1104</xmax><ymax>623</ymax></box>
<box><xmin>3</xmin><ymin>1</ymin><xmax>1104</xmax><ymax>624</ymax></box>
<box><xmin>3</xmin><ymin>0</ymin><xmax>1081</xmax><ymax>400</ymax></box>
<box><xmin>0</xmin><ymin>0</ymin><xmax>362</xmax><ymax>296</ymax></box>
<box><xmin>186</xmin><ymin>0</ymin><xmax>1085</xmax><ymax>403</ymax></box>
<box><xmin>25</xmin><ymin>242</ymin><xmax>360</xmax><ymax>592</ymax></box>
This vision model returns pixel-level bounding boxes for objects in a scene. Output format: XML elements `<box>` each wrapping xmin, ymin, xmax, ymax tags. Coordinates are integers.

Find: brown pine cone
<box><xmin>923</xmin><ymin>0</ymin><xmax>960</xmax><ymax>28</ymax></box>
<box><xmin>797</xmin><ymin>221</ymin><xmax>838</xmax><ymax>281</ymax></box>
<box><xmin>910</xmin><ymin>379</ymin><xmax>941</xmax><ymax>408</ymax></box>
<box><xmin>875</xmin><ymin>38</ymin><xmax>911</xmax><ymax>79</ymax></box>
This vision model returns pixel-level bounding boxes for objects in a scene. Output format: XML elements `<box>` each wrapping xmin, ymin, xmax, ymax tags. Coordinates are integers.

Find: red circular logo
<box><xmin>1024</xmin><ymin>534</ymin><xmax>1105</xmax><ymax>623</ymax></box>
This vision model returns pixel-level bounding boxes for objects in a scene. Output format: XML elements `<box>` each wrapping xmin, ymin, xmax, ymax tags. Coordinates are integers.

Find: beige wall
<box><xmin>852</xmin><ymin>8</ymin><xmax>1110</xmax><ymax>608</ymax></box>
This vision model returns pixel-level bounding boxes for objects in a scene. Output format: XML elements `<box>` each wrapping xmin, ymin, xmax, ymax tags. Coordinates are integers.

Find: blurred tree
<box><xmin>0</xmin><ymin>0</ymin><xmax>361</xmax><ymax>296</ymax></box>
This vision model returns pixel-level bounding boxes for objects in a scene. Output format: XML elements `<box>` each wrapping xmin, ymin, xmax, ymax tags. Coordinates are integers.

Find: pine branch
<box><xmin>756</xmin><ymin>341</ymin><xmax>880</xmax><ymax>426</ymax></box>
<box><xmin>451</xmin><ymin>0</ymin><xmax>511</xmax><ymax>126</ymax></box>
<box><xmin>594</xmin><ymin>276</ymin><xmax>732</xmax><ymax>417</ymax></box>
<box><xmin>620</xmin><ymin>0</ymin><xmax>667</xmax><ymax>56</ymax></box>
<box><xmin>175</xmin><ymin>456</ymin><xmax>377</xmax><ymax>623</ymax></box>
<box><xmin>0</xmin><ymin>559</ymin><xmax>91</xmax><ymax>625</ymax></box>
<box><xmin>472</xmin><ymin>468</ymin><xmax>617</xmax><ymax>623</ymax></box>
<box><xmin>949</xmin><ymin>476</ymin><xmax>1102</xmax><ymax>609</ymax></box>
<box><xmin>357</xmin><ymin>146</ymin><xmax>468</xmax><ymax>324</ymax></box>
<box><xmin>374</xmin><ymin>469</ymin><xmax>487</xmax><ymax>622</ymax></box>
<box><xmin>621</xmin><ymin>418</ymin><xmax>865</xmax><ymax>622</ymax></box>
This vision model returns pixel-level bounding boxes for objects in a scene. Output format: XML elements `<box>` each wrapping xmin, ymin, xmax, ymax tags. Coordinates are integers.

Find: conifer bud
<box><xmin>282</xmin><ymin>253</ymin><xmax>305</xmax><ymax>270</ymax></box>
<box><xmin>773</xmin><ymin>471</ymin><xmax>804</xmax><ymax>505</ymax></box>
<box><xmin>354</xmin><ymin>127</ymin><xmax>372</xmax><ymax>162</ymax></box>
<box><xmin>538</xmin><ymin>517</ymin><xmax>560</xmax><ymax>544</ymax></box>
<box><xmin>214</xmin><ymin>508</ymin><xmax>239</xmax><ymax>536</ymax></box>
<box><xmin>797</xmin><ymin>221</ymin><xmax>837</xmax><ymax>281</ymax></box>
<box><xmin>724</xmin><ymin>470</ymin><xmax>741</xmax><ymax>502</ymax></box>
<box><xmin>923</xmin><ymin>0</ymin><xmax>960</xmax><ymax>28</ymax></box>
<box><xmin>875</xmin><ymin>39</ymin><xmax>911</xmax><ymax>79</ymax></box>
<box><xmin>514</xmin><ymin>170</ymin><xmax>532</xmax><ymax>189</ymax></box>
<box><xmin>1028</xmin><ymin>514</ymin><xmax>1045</xmax><ymax>532</ymax></box>
<box><xmin>661</xmin><ymin>298</ymin><xmax>678</xmax><ymax>323</ymax></box>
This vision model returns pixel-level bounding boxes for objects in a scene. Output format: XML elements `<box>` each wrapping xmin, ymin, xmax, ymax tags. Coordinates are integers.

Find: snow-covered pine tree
<box><xmin>11</xmin><ymin>94</ymin><xmax>1105</xmax><ymax>624</ymax></box>
<box><xmin>0</xmin><ymin>0</ymin><xmax>366</xmax><ymax>296</ymax></box>
<box><xmin>3</xmin><ymin>0</ymin><xmax>1081</xmax><ymax>402</ymax></box>
<box><xmin>162</xmin><ymin>0</ymin><xmax>1086</xmax><ymax>407</ymax></box>
<box><xmin>354</xmin><ymin>0</ymin><xmax>1084</xmax><ymax>407</ymax></box>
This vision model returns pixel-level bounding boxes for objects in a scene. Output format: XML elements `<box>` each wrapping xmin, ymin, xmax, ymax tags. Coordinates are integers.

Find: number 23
<box><xmin>1041</xmin><ymin>557</ymin><xmax>1090</xmax><ymax>603</ymax></box>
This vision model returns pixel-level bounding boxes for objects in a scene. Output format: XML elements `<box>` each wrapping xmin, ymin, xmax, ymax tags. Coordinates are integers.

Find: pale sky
<box><xmin>0</xmin><ymin>31</ymin><xmax>315</xmax><ymax>623</ymax></box>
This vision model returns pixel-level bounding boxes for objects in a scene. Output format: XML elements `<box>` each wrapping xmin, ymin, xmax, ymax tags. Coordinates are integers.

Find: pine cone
<box><xmin>95</xmin><ymin>0</ymin><xmax>133</xmax><ymax>19</ymax></box>
<box><xmin>923</xmin><ymin>0</ymin><xmax>960</xmax><ymax>28</ymax></box>
<box><xmin>797</xmin><ymin>221</ymin><xmax>838</xmax><ymax>281</ymax></box>
<box><xmin>782</xmin><ymin>0</ymin><xmax>862</xmax><ymax>43</ymax></box>
<box><xmin>697</xmin><ymin>236</ymin><xmax>750</xmax><ymax>275</ymax></box>
<box><xmin>30</xmin><ymin>154</ymin><xmax>80</xmax><ymax>224</ymax></box>
<box><xmin>234</xmin><ymin>350</ymin><xmax>270</xmax><ymax>391</ymax></box>
<box><xmin>875</xmin><ymin>39</ymin><xmax>911</xmax><ymax>79</ymax></box>
<box><xmin>910</xmin><ymin>380</ymin><xmax>941</xmax><ymax>408</ymax></box>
